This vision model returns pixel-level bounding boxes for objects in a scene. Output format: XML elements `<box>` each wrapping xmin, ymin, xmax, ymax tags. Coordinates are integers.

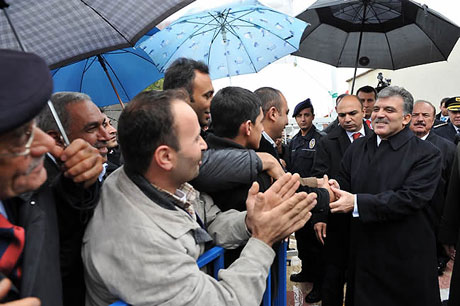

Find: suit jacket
<box><xmin>339</xmin><ymin>127</ymin><xmax>442</xmax><ymax>306</ymax></box>
<box><xmin>438</xmin><ymin>143</ymin><xmax>460</xmax><ymax>306</ymax></box>
<box><xmin>83</xmin><ymin>167</ymin><xmax>274</xmax><ymax>306</ymax></box>
<box><xmin>257</xmin><ymin>136</ymin><xmax>280</xmax><ymax>162</ymax></box>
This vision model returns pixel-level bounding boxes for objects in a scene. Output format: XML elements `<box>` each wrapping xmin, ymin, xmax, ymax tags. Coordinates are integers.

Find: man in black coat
<box><xmin>438</xmin><ymin>143</ymin><xmax>460</xmax><ymax>306</ymax></box>
<box><xmin>311</xmin><ymin>95</ymin><xmax>372</xmax><ymax>306</ymax></box>
<box><xmin>433</xmin><ymin>96</ymin><xmax>460</xmax><ymax>144</ymax></box>
<box><xmin>0</xmin><ymin>50</ymin><xmax>103</xmax><ymax>305</ymax></box>
<box><xmin>410</xmin><ymin>100</ymin><xmax>456</xmax><ymax>276</ymax></box>
<box><xmin>329</xmin><ymin>86</ymin><xmax>442</xmax><ymax>306</ymax></box>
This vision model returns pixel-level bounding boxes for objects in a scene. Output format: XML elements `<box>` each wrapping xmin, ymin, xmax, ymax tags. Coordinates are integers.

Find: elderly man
<box><xmin>311</xmin><ymin>95</ymin><xmax>372</xmax><ymax>306</ymax></box>
<box><xmin>0</xmin><ymin>50</ymin><xmax>102</xmax><ymax>305</ymax></box>
<box><xmin>329</xmin><ymin>86</ymin><xmax>442</xmax><ymax>306</ymax></box>
<box><xmin>410</xmin><ymin>100</ymin><xmax>456</xmax><ymax>276</ymax></box>
<box><xmin>434</xmin><ymin>96</ymin><xmax>460</xmax><ymax>144</ymax></box>
<box><xmin>82</xmin><ymin>89</ymin><xmax>317</xmax><ymax>306</ymax></box>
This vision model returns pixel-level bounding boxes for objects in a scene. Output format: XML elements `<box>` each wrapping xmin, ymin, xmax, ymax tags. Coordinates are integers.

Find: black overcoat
<box><xmin>438</xmin><ymin>143</ymin><xmax>460</xmax><ymax>306</ymax></box>
<box><xmin>338</xmin><ymin>127</ymin><xmax>442</xmax><ymax>306</ymax></box>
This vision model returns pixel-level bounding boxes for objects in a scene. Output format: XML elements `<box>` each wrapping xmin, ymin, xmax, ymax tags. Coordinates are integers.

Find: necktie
<box><xmin>352</xmin><ymin>132</ymin><xmax>361</xmax><ymax>140</ymax></box>
<box><xmin>365</xmin><ymin>119</ymin><xmax>372</xmax><ymax>129</ymax></box>
<box><xmin>0</xmin><ymin>214</ymin><xmax>25</xmax><ymax>286</ymax></box>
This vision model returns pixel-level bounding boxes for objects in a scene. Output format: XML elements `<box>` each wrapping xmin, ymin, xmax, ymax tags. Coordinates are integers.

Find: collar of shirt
<box><xmin>150</xmin><ymin>182</ymin><xmax>197</xmax><ymax>221</ymax></box>
<box><xmin>376</xmin><ymin>135</ymin><xmax>383</xmax><ymax>147</ymax></box>
<box><xmin>98</xmin><ymin>163</ymin><xmax>108</xmax><ymax>182</ymax></box>
<box><xmin>440</xmin><ymin>115</ymin><xmax>449</xmax><ymax>122</ymax></box>
<box><xmin>346</xmin><ymin>125</ymin><xmax>366</xmax><ymax>143</ymax></box>
<box><xmin>262</xmin><ymin>131</ymin><xmax>276</xmax><ymax>148</ymax></box>
<box><xmin>420</xmin><ymin>133</ymin><xmax>429</xmax><ymax>140</ymax></box>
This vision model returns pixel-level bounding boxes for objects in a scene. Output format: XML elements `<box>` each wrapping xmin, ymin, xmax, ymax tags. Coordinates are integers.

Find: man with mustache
<box><xmin>410</xmin><ymin>100</ymin><xmax>456</xmax><ymax>276</ymax></box>
<box><xmin>0</xmin><ymin>50</ymin><xmax>102</xmax><ymax>305</ymax></box>
<box><xmin>329</xmin><ymin>86</ymin><xmax>442</xmax><ymax>306</ymax></box>
<box><xmin>37</xmin><ymin>92</ymin><xmax>110</xmax><ymax>306</ymax></box>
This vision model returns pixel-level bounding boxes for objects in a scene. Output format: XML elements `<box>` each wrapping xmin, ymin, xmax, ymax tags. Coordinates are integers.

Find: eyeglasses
<box><xmin>0</xmin><ymin>125</ymin><xmax>35</xmax><ymax>158</ymax></box>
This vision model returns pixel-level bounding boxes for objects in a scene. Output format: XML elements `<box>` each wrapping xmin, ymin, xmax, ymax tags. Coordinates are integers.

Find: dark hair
<box><xmin>254</xmin><ymin>87</ymin><xmax>283</xmax><ymax>116</ymax></box>
<box><xmin>163</xmin><ymin>58</ymin><xmax>210</xmax><ymax>101</ymax></box>
<box><xmin>335</xmin><ymin>93</ymin><xmax>348</xmax><ymax>106</ymax></box>
<box><xmin>356</xmin><ymin>85</ymin><xmax>377</xmax><ymax>100</ymax></box>
<box><xmin>38</xmin><ymin>91</ymin><xmax>91</xmax><ymax>133</ymax></box>
<box><xmin>440</xmin><ymin>97</ymin><xmax>450</xmax><ymax>107</ymax></box>
<box><xmin>211</xmin><ymin>86</ymin><xmax>262</xmax><ymax>139</ymax></box>
<box><xmin>118</xmin><ymin>89</ymin><xmax>188</xmax><ymax>175</ymax></box>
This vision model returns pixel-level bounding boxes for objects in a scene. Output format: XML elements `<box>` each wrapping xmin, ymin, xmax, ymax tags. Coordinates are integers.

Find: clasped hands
<box><xmin>316</xmin><ymin>175</ymin><xmax>354</xmax><ymax>214</ymax></box>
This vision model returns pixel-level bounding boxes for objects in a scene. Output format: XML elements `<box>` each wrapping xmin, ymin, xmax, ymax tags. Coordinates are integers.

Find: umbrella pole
<box><xmin>351</xmin><ymin>0</ymin><xmax>368</xmax><ymax>94</ymax></box>
<box><xmin>97</xmin><ymin>55</ymin><xmax>125</xmax><ymax>109</ymax></box>
<box><xmin>1</xmin><ymin>0</ymin><xmax>71</xmax><ymax>146</ymax></box>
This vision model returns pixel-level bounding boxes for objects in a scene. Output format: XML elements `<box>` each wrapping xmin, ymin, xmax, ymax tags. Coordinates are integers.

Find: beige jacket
<box><xmin>82</xmin><ymin>167</ymin><xmax>275</xmax><ymax>306</ymax></box>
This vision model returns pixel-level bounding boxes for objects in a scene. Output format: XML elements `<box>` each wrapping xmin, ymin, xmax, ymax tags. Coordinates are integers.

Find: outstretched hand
<box><xmin>245</xmin><ymin>173</ymin><xmax>317</xmax><ymax>247</ymax></box>
<box><xmin>329</xmin><ymin>185</ymin><xmax>354</xmax><ymax>213</ymax></box>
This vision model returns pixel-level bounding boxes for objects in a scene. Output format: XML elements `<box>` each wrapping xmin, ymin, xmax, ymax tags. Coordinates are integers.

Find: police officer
<box><xmin>287</xmin><ymin>98</ymin><xmax>324</xmax><ymax>303</ymax></box>
<box><xmin>433</xmin><ymin>96</ymin><xmax>460</xmax><ymax>144</ymax></box>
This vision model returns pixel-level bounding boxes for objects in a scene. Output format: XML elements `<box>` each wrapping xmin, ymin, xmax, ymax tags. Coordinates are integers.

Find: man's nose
<box><xmin>98</xmin><ymin>125</ymin><xmax>111</xmax><ymax>141</ymax></box>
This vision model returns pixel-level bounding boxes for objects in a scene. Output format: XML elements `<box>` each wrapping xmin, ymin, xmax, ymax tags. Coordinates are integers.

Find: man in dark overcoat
<box><xmin>329</xmin><ymin>86</ymin><xmax>442</xmax><ymax>306</ymax></box>
<box><xmin>311</xmin><ymin>95</ymin><xmax>372</xmax><ymax>306</ymax></box>
<box><xmin>439</xmin><ymin>143</ymin><xmax>460</xmax><ymax>306</ymax></box>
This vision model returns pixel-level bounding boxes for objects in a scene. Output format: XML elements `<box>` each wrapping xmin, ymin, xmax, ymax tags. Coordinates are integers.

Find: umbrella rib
<box><xmin>383</xmin><ymin>32</ymin><xmax>395</xmax><ymax>69</ymax></box>
<box><xmin>414</xmin><ymin>23</ymin><xmax>449</xmax><ymax>60</ymax></box>
<box><xmin>224</xmin><ymin>24</ymin><xmax>258</xmax><ymax>72</ymax></box>
<box><xmin>79</xmin><ymin>0</ymin><xmax>132</xmax><ymax>45</ymax></box>
<box><xmin>227</xmin><ymin>13</ymin><xmax>300</xmax><ymax>50</ymax></box>
<box><xmin>336</xmin><ymin>32</ymin><xmax>350</xmax><ymax>67</ymax></box>
<box><xmin>80</xmin><ymin>58</ymin><xmax>92</xmax><ymax>92</ymax></box>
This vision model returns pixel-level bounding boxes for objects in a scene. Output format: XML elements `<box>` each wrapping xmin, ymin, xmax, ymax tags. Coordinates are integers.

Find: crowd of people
<box><xmin>0</xmin><ymin>47</ymin><xmax>459</xmax><ymax>306</ymax></box>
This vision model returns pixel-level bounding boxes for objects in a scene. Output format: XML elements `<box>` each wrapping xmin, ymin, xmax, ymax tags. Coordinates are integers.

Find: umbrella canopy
<box><xmin>51</xmin><ymin>46</ymin><xmax>163</xmax><ymax>107</ymax></box>
<box><xmin>294</xmin><ymin>0</ymin><xmax>460</xmax><ymax>91</ymax></box>
<box><xmin>0</xmin><ymin>0</ymin><xmax>194</xmax><ymax>69</ymax></box>
<box><xmin>140</xmin><ymin>2</ymin><xmax>308</xmax><ymax>79</ymax></box>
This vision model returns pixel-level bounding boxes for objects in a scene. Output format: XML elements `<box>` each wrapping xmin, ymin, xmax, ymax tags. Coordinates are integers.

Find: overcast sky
<box><xmin>159</xmin><ymin>0</ymin><xmax>460</xmax><ymax>118</ymax></box>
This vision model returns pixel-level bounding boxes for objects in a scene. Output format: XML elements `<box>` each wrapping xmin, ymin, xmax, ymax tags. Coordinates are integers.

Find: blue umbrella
<box><xmin>51</xmin><ymin>30</ymin><xmax>162</xmax><ymax>108</ymax></box>
<box><xmin>139</xmin><ymin>2</ymin><xmax>308</xmax><ymax>80</ymax></box>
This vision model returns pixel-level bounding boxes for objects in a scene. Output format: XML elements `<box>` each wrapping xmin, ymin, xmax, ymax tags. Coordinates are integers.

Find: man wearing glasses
<box><xmin>0</xmin><ymin>49</ymin><xmax>103</xmax><ymax>305</ymax></box>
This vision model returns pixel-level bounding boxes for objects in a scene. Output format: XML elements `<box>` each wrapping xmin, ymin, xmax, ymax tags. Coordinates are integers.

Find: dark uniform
<box><xmin>286</xmin><ymin>126</ymin><xmax>324</xmax><ymax>177</ymax></box>
<box><xmin>433</xmin><ymin>97</ymin><xmax>460</xmax><ymax>144</ymax></box>
<box><xmin>287</xmin><ymin>99</ymin><xmax>324</xmax><ymax>302</ymax></box>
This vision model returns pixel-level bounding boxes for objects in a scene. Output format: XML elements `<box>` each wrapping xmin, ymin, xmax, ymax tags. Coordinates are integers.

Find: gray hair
<box><xmin>37</xmin><ymin>91</ymin><xmax>91</xmax><ymax>133</ymax></box>
<box><xmin>377</xmin><ymin>86</ymin><xmax>413</xmax><ymax>116</ymax></box>
<box><xmin>414</xmin><ymin>100</ymin><xmax>436</xmax><ymax>117</ymax></box>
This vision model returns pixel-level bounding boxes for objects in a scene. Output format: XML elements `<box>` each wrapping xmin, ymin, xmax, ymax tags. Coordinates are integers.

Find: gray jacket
<box><xmin>82</xmin><ymin>167</ymin><xmax>275</xmax><ymax>306</ymax></box>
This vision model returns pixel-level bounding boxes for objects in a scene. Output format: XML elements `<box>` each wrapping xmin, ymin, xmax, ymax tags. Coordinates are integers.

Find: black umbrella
<box><xmin>294</xmin><ymin>0</ymin><xmax>460</xmax><ymax>93</ymax></box>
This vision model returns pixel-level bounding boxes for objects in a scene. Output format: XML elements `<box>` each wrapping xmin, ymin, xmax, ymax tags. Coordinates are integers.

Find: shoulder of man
<box><xmin>433</xmin><ymin>122</ymin><xmax>449</xmax><ymax>130</ymax></box>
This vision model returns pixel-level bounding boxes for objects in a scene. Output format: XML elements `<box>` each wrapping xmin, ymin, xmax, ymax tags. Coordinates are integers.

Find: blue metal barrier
<box><xmin>109</xmin><ymin>241</ymin><xmax>287</xmax><ymax>306</ymax></box>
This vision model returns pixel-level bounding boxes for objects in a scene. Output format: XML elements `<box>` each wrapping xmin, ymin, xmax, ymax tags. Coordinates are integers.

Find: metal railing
<box><xmin>109</xmin><ymin>241</ymin><xmax>287</xmax><ymax>306</ymax></box>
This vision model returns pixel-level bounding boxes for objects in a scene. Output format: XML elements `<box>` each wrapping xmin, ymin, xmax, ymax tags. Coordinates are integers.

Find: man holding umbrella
<box><xmin>0</xmin><ymin>49</ymin><xmax>103</xmax><ymax>305</ymax></box>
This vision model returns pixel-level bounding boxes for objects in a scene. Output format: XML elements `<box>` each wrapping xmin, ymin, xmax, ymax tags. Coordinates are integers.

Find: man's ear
<box><xmin>402</xmin><ymin>113</ymin><xmax>412</xmax><ymax>126</ymax></box>
<box><xmin>239</xmin><ymin>120</ymin><xmax>252</xmax><ymax>137</ymax></box>
<box><xmin>268</xmin><ymin>106</ymin><xmax>277</xmax><ymax>123</ymax></box>
<box><xmin>47</xmin><ymin>130</ymin><xmax>65</xmax><ymax>148</ymax></box>
<box><xmin>154</xmin><ymin>145</ymin><xmax>175</xmax><ymax>171</ymax></box>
